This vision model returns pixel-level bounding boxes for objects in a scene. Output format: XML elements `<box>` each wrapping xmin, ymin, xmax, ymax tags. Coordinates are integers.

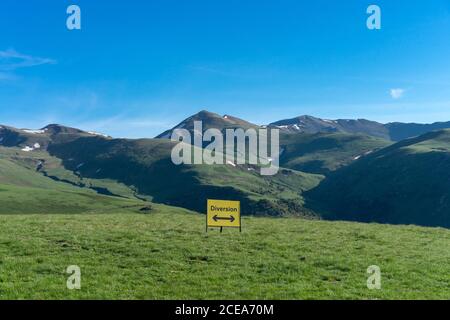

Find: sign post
<box><xmin>206</xmin><ymin>199</ymin><xmax>241</xmax><ymax>232</ymax></box>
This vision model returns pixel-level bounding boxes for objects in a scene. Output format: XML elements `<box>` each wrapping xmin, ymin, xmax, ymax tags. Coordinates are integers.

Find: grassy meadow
<box><xmin>0</xmin><ymin>208</ymin><xmax>449</xmax><ymax>299</ymax></box>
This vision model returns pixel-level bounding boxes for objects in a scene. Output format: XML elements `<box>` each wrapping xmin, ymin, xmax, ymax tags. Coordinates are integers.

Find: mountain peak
<box><xmin>41</xmin><ymin>124</ymin><xmax>85</xmax><ymax>135</ymax></box>
<box><xmin>297</xmin><ymin>115</ymin><xmax>319</xmax><ymax>120</ymax></box>
<box><xmin>155</xmin><ymin>110</ymin><xmax>258</xmax><ymax>139</ymax></box>
<box><xmin>197</xmin><ymin>109</ymin><xmax>217</xmax><ymax>116</ymax></box>
<box><xmin>187</xmin><ymin>110</ymin><xmax>222</xmax><ymax>121</ymax></box>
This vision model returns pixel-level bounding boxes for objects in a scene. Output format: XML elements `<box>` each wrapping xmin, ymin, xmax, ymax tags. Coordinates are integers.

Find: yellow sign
<box><xmin>207</xmin><ymin>199</ymin><xmax>241</xmax><ymax>231</ymax></box>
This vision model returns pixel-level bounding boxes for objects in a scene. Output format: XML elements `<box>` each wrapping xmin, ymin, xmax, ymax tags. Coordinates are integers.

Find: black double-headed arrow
<box><xmin>213</xmin><ymin>215</ymin><xmax>235</xmax><ymax>223</ymax></box>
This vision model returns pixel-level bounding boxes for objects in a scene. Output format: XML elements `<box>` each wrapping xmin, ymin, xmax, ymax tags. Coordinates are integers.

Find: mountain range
<box><xmin>1</xmin><ymin>110</ymin><xmax>450</xmax><ymax>228</ymax></box>
<box><xmin>269</xmin><ymin>115</ymin><xmax>450</xmax><ymax>142</ymax></box>
<box><xmin>156</xmin><ymin>110</ymin><xmax>450</xmax><ymax>142</ymax></box>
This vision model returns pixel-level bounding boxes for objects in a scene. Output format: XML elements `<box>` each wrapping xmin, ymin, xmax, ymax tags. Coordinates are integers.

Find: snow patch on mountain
<box><xmin>88</xmin><ymin>131</ymin><xmax>109</xmax><ymax>138</ymax></box>
<box><xmin>21</xmin><ymin>146</ymin><xmax>34</xmax><ymax>152</ymax></box>
<box><xmin>23</xmin><ymin>129</ymin><xmax>45</xmax><ymax>134</ymax></box>
<box><xmin>20</xmin><ymin>142</ymin><xmax>41</xmax><ymax>152</ymax></box>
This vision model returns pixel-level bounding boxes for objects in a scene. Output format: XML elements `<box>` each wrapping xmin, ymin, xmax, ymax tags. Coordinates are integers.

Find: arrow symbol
<box><xmin>213</xmin><ymin>215</ymin><xmax>235</xmax><ymax>223</ymax></box>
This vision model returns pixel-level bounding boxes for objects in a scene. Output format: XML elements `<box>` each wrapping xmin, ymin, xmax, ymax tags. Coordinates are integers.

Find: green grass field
<box><xmin>0</xmin><ymin>209</ymin><xmax>449</xmax><ymax>299</ymax></box>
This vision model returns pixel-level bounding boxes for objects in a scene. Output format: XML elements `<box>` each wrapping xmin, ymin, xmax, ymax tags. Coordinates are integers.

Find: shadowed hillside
<box><xmin>279</xmin><ymin>132</ymin><xmax>391</xmax><ymax>175</ymax></box>
<box><xmin>306</xmin><ymin>129</ymin><xmax>450</xmax><ymax>228</ymax></box>
<box><xmin>47</xmin><ymin>137</ymin><xmax>321</xmax><ymax>216</ymax></box>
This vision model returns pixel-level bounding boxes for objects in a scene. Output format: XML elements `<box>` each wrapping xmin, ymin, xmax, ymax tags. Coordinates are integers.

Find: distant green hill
<box><xmin>306</xmin><ymin>129</ymin><xmax>450</xmax><ymax>228</ymax></box>
<box><xmin>0</xmin><ymin>148</ymin><xmax>147</xmax><ymax>215</ymax></box>
<box><xmin>47</xmin><ymin>136</ymin><xmax>322</xmax><ymax>216</ymax></box>
<box><xmin>280</xmin><ymin>132</ymin><xmax>391</xmax><ymax>175</ymax></box>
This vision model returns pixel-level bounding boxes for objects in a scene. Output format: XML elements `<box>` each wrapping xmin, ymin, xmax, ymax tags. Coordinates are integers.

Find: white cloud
<box><xmin>0</xmin><ymin>49</ymin><xmax>56</xmax><ymax>71</ymax></box>
<box><xmin>390</xmin><ymin>88</ymin><xmax>405</xmax><ymax>99</ymax></box>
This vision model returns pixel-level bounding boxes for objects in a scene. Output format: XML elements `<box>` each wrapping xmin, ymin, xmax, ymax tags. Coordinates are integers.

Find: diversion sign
<box><xmin>207</xmin><ymin>199</ymin><xmax>241</xmax><ymax>232</ymax></box>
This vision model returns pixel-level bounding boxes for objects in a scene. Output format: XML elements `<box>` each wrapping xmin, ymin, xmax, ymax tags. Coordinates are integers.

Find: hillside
<box><xmin>47</xmin><ymin>136</ymin><xmax>322</xmax><ymax>216</ymax></box>
<box><xmin>0</xmin><ymin>211</ymin><xmax>449</xmax><ymax>299</ymax></box>
<box><xmin>279</xmin><ymin>132</ymin><xmax>391</xmax><ymax>175</ymax></box>
<box><xmin>306</xmin><ymin>129</ymin><xmax>450</xmax><ymax>228</ymax></box>
<box><xmin>0</xmin><ymin>147</ymin><xmax>147</xmax><ymax>214</ymax></box>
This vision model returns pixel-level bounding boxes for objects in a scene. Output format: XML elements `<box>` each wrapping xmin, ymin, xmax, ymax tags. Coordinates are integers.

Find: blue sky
<box><xmin>0</xmin><ymin>0</ymin><xmax>449</xmax><ymax>137</ymax></box>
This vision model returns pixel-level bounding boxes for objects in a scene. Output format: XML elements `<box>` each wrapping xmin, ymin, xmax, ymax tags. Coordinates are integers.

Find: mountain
<box><xmin>270</xmin><ymin>115</ymin><xmax>390</xmax><ymax>139</ymax></box>
<box><xmin>0</xmin><ymin>124</ymin><xmax>110</xmax><ymax>150</ymax></box>
<box><xmin>305</xmin><ymin>129</ymin><xmax>450</xmax><ymax>228</ymax></box>
<box><xmin>386</xmin><ymin>121</ymin><xmax>450</xmax><ymax>141</ymax></box>
<box><xmin>270</xmin><ymin>115</ymin><xmax>450</xmax><ymax>142</ymax></box>
<box><xmin>279</xmin><ymin>132</ymin><xmax>391</xmax><ymax>175</ymax></box>
<box><xmin>156</xmin><ymin>110</ymin><xmax>258</xmax><ymax>139</ymax></box>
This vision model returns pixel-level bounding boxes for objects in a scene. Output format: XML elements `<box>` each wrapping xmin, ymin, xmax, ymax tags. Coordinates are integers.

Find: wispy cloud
<box><xmin>390</xmin><ymin>88</ymin><xmax>406</xmax><ymax>99</ymax></box>
<box><xmin>0</xmin><ymin>49</ymin><xmax>56</xmax><ymax>71</ymax></box>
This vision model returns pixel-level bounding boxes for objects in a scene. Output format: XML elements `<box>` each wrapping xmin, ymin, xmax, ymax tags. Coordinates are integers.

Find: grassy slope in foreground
<box><xmin>0</xmin><ymin>211</ymin><xmax>449</xmax><ymax>299</ymax></box>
